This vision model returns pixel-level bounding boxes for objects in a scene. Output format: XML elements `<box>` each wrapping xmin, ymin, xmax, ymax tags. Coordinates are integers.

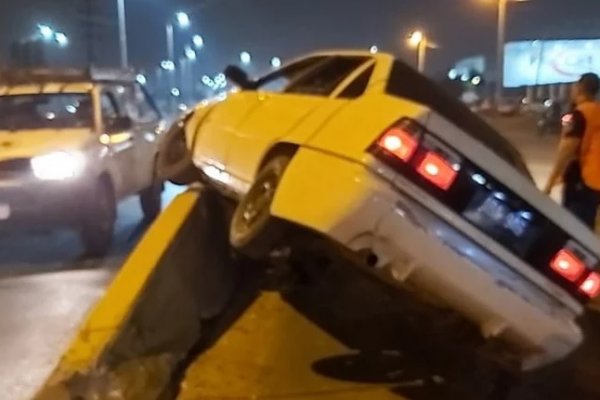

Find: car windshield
<box><xmin>0</xmin><ymin>93</ymin><xmax>93</xmax><ymax>130</ymax></box>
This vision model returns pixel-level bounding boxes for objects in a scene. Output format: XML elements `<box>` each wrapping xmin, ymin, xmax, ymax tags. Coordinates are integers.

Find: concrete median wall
<box><xmin>35</xmin><ymin>188</ymin><xmax>236</xmax><ymax>400</ymax></box>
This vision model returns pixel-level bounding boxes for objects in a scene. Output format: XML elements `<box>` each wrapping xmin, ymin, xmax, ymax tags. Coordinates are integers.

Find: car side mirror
<box><xmin>224</xmin><ymin>65</ymin><xmax>255</xmax><ymax>90</ymax></box>
<box><xmin>106</xmin><ymin>116</ymin><xmax>133</xmax><ymax>133</ymax></box>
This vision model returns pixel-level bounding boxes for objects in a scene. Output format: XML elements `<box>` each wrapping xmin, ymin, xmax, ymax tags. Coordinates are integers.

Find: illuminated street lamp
<box><xmin>407</xmin><ymin>30</ymin><xmax>436</xmax><ymax>73</ymax></box>
<box><xmin>38</xmin><ymin>24</ymin><xmax>54</xmax><ymax>41</ymax></box>
<box><xmin>240</xmin><ymin>51</ymin><xmax>252</xmax><ymax>65</ymax></box>
<box><xmin>175</xmin><ymin>12</ymin><xmax>191</xmax><ymax>28</ymax></box>
<box><xmin>166</xmin><ymin>11</ymin><xmax>191</xmax><ymax>65</ymax></box>
<box><xmin>185</xmin><ymin>45</ymin><xmax>197</xmax><ymax>61</ymax></box>
<box><xmin>270</xmin><ymin>57</ymin><xmax>282</xmax><ymax>68</ymax></box>
<box><xmin>55</xmin><ymin>32</ymin><xmax>68</xmax><ymax>47</ymax></box>
<box><xmin>192</xmin><ymin>34</ymin><xmax>204</xmax><ymax>48</ymax></box>
<box><xmin>36</xmin><ymin>25</ymin><xmax>68</xmax><ymax>49</ymax></box>
<box><xmin>160</xmin><ymin>60</ymin><xmax>175</xmax><ymax>71</ymax></box>
<box><xmin>136</xmin><ymin>74</ymin><xmax>147</xmax><ymax>85</ymax></box>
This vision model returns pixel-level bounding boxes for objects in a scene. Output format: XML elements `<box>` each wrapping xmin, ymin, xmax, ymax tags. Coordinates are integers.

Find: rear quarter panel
<box><xmin>307</xmin><ymin>92</ymin><xmax>429</xmax><ymax>162</ymax></box>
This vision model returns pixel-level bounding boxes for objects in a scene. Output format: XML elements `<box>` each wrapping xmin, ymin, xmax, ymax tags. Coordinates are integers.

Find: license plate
<box><xmin>0</xmin><ymin>204</ymin><xmax>10</xmax><ymax>220</ymax></box>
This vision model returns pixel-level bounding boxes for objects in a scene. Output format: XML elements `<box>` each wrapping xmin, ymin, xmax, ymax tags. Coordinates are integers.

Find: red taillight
<box><xmin>377</xmin><ymin>128</ymin><xmax>418</xmax><ymax>162</ymax></box>
<box><xmin>550</xmin><ymin>249</ymin><xmax>586</xmax><ymax>282</ymax></box>
<box><xmin>416</xmin><ymin>151</ymin><xmax>458</xmax><ymax>190</ymax></box>
<box><xmin>580</xmin><ymin>272</ymin><xmax>600</xmax><ymax>298</ymax></box>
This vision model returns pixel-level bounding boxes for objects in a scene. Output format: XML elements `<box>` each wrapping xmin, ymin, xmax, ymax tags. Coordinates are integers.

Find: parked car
<box><xmin>0</xmin><ymin>68</ymin><xmax>165</xmax><ymax>256</ymax></box>
<box><xmin>160</xmin><ymin>51</ymin><xmax>600</xmax><ymax>377</ymax></box>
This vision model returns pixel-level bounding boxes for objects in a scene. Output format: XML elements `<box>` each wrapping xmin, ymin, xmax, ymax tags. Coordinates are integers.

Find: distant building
<box><xmin>9</xmin><ymin>41</ymin><xmax>47</xmax><ymax>68</ymax></box>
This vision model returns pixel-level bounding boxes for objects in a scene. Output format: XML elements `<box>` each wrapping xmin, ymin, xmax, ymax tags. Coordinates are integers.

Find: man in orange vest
<box><xmin>544</xmin><ymin>73</ymin><xmax>600</xmax><ymax>229</ymax></box>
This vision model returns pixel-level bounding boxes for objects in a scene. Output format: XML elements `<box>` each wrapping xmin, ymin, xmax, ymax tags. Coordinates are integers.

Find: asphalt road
<box><xmin>0</xmin><ymin>186</ymin><xmax>182</xmax><ymax>400</ymax></box>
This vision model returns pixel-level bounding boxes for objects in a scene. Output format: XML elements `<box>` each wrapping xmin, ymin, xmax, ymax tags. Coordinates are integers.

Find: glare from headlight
<box><xmin>31</xmin><ymin>151</ymin><xmax>86</xmax><ymax>180</ymax></box>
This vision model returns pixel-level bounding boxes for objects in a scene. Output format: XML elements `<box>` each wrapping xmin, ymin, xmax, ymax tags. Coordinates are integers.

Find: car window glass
<box><xmin>0</xmin><ymin>93</ymin><xmax>93</xmax><ymax>130</ymax></box>
<box><xmin>285</xmin><ymin>56</ymin><xmax>369</xmax><ymax>97</ymax></box>
<box><xmin>256</xmin><ymin>56</ymin><xmax>329</xmax><ymax>93</ymax></box>
<box><xmin>386</xmin><ymin>60</ymin><xmax>531</xmax><ymax>178</ymax></box>
<box><xmin>108</xmin><ymin>84</ymin><xmax>137</xmax><ymax>119</ymax></box>
<box><xmin>338</xmin><ymin>65</ymin><xmax>374</xmax><ymax>99</ymax></box>
<box><xmin>130</xmin><ymin>84</ymin><xmax>160</xmax><ymax>123</ymax></box>
<box><xmin>101</xmin><ymin>92</ymin><xmax>119</xmax><ymax>121</ymax></box>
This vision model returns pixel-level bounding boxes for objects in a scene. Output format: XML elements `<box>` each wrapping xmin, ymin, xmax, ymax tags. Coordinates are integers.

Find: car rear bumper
<box><xmin>0</xmin><ymin>177</ymin><xmax>93</xmax><ymax>230</ymax></box>
<box><xmin>271</xmin><ymin>147</ymin><xmax>583</xmax><ymax>371</ymax></box>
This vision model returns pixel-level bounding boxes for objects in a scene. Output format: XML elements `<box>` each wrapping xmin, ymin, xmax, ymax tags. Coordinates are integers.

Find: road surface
<box><xmin>0</xmin><ymin>187</ymin><xmax>182</xmax><ymax>400</ymax></box>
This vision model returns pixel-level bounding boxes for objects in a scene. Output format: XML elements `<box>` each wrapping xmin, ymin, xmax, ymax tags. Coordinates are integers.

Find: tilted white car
<box><xmin>163</xmin><ymin>51</ymin><xmax>600</xmax><ymax>373</ymax></box>
<box><xmin>0</xmin><ymin>69</ymin><xmax>165</xmax><ymax>256</ymax></box>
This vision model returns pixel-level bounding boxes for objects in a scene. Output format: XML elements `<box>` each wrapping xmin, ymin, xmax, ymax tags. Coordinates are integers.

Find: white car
<box><xmin>162</xmin><ymin>51</ymin><xmax>600</xmax><ymax>373</ymax></box>
<box><xmin>0</xmin><ymin>69</ymin><xmax>165</xmax><ymax>256</ymax></box>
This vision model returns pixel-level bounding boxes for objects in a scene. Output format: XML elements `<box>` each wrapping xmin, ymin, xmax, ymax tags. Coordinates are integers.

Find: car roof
<box><xmin>280</xmin><ymin>49</ymin><xmax>394</xmax><ymax>67</ymax></box>
<box><xmin>0</xmin><ymin>68</ymin><xmax>136</xmax><ymax>95</ymax></box>
<box><xmin>0</xmin><ymin>83</ymin><xmax>94</xmax><ymax>95</ymax></box>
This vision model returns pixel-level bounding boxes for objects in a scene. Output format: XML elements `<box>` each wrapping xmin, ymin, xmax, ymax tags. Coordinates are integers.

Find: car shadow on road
<box><xmin>279</xmin><ymin>259</ymin><xmax>600</xmax><ymax>400</ymax></box>
<box><xmin>277</xmin><ymin>260</ymin><xmax>489</xmax><ymax>399</ymax></box>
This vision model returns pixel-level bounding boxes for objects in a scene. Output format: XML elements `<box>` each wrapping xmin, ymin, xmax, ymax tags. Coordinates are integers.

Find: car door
<box><xmin>226</xmin><ymin>56</ymin><xmax>372</xmax><ymax>184</ymax></box>
<box><xmin>192</xmin><ymin>90</ymin><xmax>262</xmax><ymax>172</ymax></box>
<box><xmin>122</xmin><ymin>83</ymin><xmax>163</xmax><ymax>191</ymax></box>
<box><xmin>99</xmin><ymin>87</ymin><xmax>136</xmax><ymax>197</ymax></box>
<box><xmin>192</xmin><ymin>56</ymin><xmax>330</xmax><ymax>182</ymax></box>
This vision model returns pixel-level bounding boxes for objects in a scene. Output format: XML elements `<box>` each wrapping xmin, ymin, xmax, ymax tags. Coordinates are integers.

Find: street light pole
<box><xmin>117</xmin><ymin>0</ymin><xmax>128</xmax><ymax>68</ymax></box>
<box><xmin>417</xmin><ymin>39</ymin><xmax>428</xmax><ymax>73</ymax></box>
<box><xmin>495</xmin><ymin>0</ymin><xmax>507</xmax><ymax>105</ymax></box>
<box><xmin>166</xmin><ymin>23</ymin><xmax>175</xmax><ymax>63</ymax></box>
<box><xmin>408</xmin><ymin>30</ymin><xmax>432</xmax><ymax>73</ymax></box>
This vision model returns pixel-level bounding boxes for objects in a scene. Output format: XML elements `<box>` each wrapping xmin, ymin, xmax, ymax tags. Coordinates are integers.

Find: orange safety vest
<box><xmin>577</xmin><ymin>101</ymin><xmax>600</xmax><ymax>190</ymax></box>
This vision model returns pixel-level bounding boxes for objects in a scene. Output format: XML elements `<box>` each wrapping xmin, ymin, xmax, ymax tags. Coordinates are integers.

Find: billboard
<box><xmin>504</xmin><ymin>39</ymin><xmax>600</xmax><ymax>88</ymax></box>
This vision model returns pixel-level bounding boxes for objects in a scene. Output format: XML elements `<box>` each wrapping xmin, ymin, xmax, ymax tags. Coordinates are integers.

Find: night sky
<box><xmin>2</xmin><ymin>0</ymin><xmax>600</xmax><ymax>76</ymax></box>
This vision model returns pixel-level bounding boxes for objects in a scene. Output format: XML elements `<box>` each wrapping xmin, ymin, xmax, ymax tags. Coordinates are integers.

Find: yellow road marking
<box><xmin>178</xmin><ymin>292</ymin><xmax>407</xmax><ymax>400</ymax></box>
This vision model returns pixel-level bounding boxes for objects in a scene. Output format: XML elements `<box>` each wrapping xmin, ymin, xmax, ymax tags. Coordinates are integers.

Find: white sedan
<box><xmin>161</xmin><ymin>51</ymin><xmax>600</xmax><ymax>374</ymax></box>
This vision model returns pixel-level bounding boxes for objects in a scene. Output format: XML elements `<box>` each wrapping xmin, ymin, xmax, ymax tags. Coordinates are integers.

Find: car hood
<box><xmin>0</xmin><ymin>129</ymin><xmax>92</xmax><ymax>160</ymax></box>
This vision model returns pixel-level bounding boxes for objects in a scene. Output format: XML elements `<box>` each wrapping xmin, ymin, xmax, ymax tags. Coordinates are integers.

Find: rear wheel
<box><xmin>140</xmin><ymin>171</ymin><xmax>163</xmax><ymax>221</ymax></box>
<box><xmin>80</xmin><ymin>180</ymin><xmax>116</xmax><ymax>258</ymax></box>
<box><xmin>230</xmin><ymin>155</ymin><xmax>291</xmax><ymax>259</ymax></box>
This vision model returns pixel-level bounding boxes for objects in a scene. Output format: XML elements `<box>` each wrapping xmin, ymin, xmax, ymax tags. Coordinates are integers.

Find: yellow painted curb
<box><xmin>34</xmin><ymin>188</ymin><xmax>234</xmax><ymax>399</ymax></box>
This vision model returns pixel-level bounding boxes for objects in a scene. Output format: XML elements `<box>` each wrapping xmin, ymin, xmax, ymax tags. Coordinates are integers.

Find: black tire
<box><xmin>230</xmin><ymin>155</ymin><xmax>291</xmax><ymax>259</ymax></box>
<box><xmin>80</xmin><ymin>180</ymin><xmax>116</xmax><ymax>258</ymax></box>
<box><xmin>140</xmin><ymin>174</ymin><xmax>163</xmax><ymax>221</ymax></box>
<box><xmin>157</xmin><ymin>120</ymin><xmax>202</xmax><ymax>186</ymax></box>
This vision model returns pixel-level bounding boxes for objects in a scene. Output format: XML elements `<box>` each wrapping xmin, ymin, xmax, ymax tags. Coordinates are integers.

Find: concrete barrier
<box><xmin>35</xmin><ymin>188</ymin><xmax>236</xmax><ymax>400</ymax></box>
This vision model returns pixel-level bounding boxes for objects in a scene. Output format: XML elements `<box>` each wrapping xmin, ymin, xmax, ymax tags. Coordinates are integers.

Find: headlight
<box><xmin>31</xmin><ymin>151</ymin><xmax>86</xmax><ymax>180</ymax></box>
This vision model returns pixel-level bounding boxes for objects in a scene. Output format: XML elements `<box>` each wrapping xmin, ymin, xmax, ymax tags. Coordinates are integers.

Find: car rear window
<box><xmin>386</xmin><ymin>60</ymin><xmax>531</xmax><ymax>179</ymax></box>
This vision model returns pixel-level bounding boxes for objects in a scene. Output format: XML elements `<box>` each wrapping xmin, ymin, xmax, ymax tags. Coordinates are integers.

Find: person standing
<box><xmin>544</xmin><ymin>73</ymin><xmax>600</xmax><ymax>229</ymax></box>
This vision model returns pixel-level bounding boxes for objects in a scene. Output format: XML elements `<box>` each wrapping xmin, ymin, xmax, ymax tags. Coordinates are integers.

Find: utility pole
<box><xmin>495</xmin><ymin>0</ymin><xmax>508</xmax><ymax>105</ymax></box>
<box><xmin>84</xmin><ymin>0</ymin><xmax>95</xmax><ymax>66</ymax></box>
<box><xmin>117</xmin><ymin>0</ymin><xmax>128</xmax><ymax>68</ymax></box>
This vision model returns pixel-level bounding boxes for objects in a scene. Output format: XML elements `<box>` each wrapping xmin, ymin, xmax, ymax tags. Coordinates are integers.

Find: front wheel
<box><xmin>230</xmin><ymin>155</ymin><xmax>291</xmax><ymax>259</ymax></box>
<box><xmin>157</xmin><ymin>120</ymin><xmax>202</xmax><ymax>186</ymax></box>
<box><xmin>80</xmin><ymin>180</ymin><xmax>117</xmax><ymax>258</ymax></box>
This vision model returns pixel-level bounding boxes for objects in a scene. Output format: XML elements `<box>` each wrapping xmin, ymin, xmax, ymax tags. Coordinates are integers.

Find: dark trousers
<box><xmin>563</xmin><ymin>178</ymin><xmax>600</xmax><ymax>229</ymax></box>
